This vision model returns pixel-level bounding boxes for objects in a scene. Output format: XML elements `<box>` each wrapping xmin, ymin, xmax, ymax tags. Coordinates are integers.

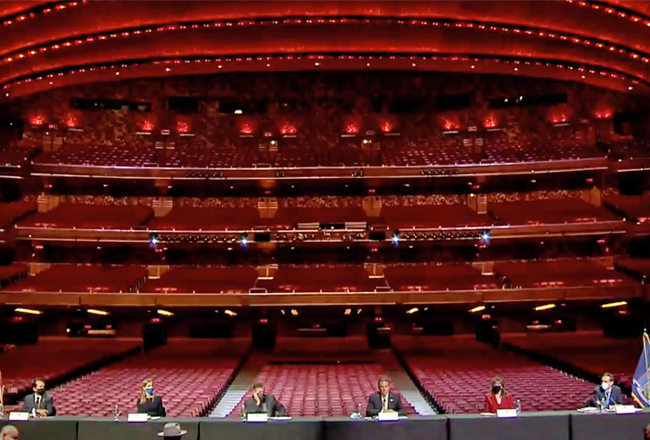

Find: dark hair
<box><xmin>602</xmin><ymin>372</ymin><xmax>614</xmax><ymax>381</ymax></box>
<box><xmin>32</xmin><ymin>378</ymin><xmax>45</xmax><ymax>388</ymax></box>
<box><xmin>378</xmin><ymin>377</ymin><xmax>390</xmax><ymax>388</ymax></box>
<box><xmin>491</xmin><ymin>376</ymin><xmax>508</xmax><ymax>397</ymax></box>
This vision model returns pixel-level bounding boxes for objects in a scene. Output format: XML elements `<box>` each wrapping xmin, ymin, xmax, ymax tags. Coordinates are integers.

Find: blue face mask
<box><xmin>145</xmin><ymin>388</ymin><xmax>154</xmax><ymax>395</ymax></box>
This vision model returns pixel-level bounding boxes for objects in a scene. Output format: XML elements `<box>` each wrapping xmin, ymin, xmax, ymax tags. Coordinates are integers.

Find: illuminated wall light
<box><xmin>469</xmin><ymin>305</ymin><xmax>486</xmax><ymax>313</ymax></box>
<box><xmin>157</xmin><ymin>309</ymin><xmax>174</xmax><ymax>316</ymax></box>
<box><xmin>291</xmin><ymin>309</ymin><xmax>299</xmax><ymax>316</ymax></box>
<box><xmin>601</xmin><ymin>301</ymin><xmax>627</xmax><ymax>309</ymax></box>
<box><xmin>15</xmin><ymin>307</ymin><xmax>42</xmax><ymax>315</ymax></box>
<box><xmin>87</xmin><ymin>309</ymin><xmax>109</xmax><ymax>316</ymax></box>
<box><xmin>534</xmin><ymin>304</ymin><xmax>556</xmax><ymax>311</ymax></box>
<box><xmin>406</xmin><ymin>307</ymin><xmax>419</xmax><ymax>315</ymax></box>
<box><xmin>224</xmin><ymin>309</ymin><xmax>237</xmax><ymax>316</ymax></box>
<box><xmin>344</xmin><ymin>309</ymin><xmax>352</xmax><ymax>315</ymax></box>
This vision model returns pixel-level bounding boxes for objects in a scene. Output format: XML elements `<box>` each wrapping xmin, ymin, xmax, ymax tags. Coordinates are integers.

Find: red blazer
<box><xmin>484</xmin><ymin>393</ymin><xmax>515</xmax><ymax>413</ymax></box>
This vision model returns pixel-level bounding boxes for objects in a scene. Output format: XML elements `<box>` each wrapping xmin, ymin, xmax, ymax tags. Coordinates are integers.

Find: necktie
<box><xmin>35</xmin><ymin>395</ymin><xmax>41</xmax><ymax>409</ymax></box>
<box><xmin>383</xmin><ymin>396</ymin><xmax>387</xmax><ymax>411</ymax></box>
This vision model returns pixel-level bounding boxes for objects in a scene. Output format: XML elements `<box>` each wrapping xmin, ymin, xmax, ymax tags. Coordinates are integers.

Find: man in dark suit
<box><xmin>366</xmin><ymin>377</ymin><xmax>405</xmax><ymax>417</ymax></box>
<box><xmin>21</xmin><ymin>379</ymin><xmax>56</xmax><ymax>417</ymax></box>
<box><xmin>586</xmin><ymin>373</ymin><xmax>623</xmax><ymax>408</ymax></box>
<box><xmin>242</xmin><ymin>383</ymin><xmax>286</xmax><ymax>417</ymax></box>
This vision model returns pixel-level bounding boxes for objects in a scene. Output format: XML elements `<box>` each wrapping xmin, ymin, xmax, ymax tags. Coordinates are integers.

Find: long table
<box><xmin>2</xmin><ymin>411</ymin><xmax>650</xmax><ymax>440</ymax></box>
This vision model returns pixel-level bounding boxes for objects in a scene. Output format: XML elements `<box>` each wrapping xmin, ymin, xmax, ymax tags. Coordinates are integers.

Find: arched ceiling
<box><xmin>2</xmin><ymin>0</ymin><xmax>649</xmax><ymax>99</ymax></box>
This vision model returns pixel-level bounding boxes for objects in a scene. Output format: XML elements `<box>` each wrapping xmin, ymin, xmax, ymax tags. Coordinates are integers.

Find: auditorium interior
<box><xmin>2</xmin><ymin>1</ymin><xmax>650</xmax><ymax>439</ymax></box>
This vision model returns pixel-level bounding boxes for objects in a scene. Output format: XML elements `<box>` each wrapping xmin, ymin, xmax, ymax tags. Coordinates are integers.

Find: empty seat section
<box><xmin>148</xmin><ymin>207</ymin><xmax>260</xmax><ymax>230</ymax></box>
<box><xmin>0</xmin><ymin>201</ymin><xmax>36</xmax><ymax>228</ymax></box>
<box><xmin>229</xmin><ymin>363</ymin><xmax>415</xmax><ymax>417</ymax></box>
<box><xmin>0</xmin><ymin>338</ymin><xmax>141</xmax><ymax>393</ymax></box>
<box><xmin>47</xmin><ymin>340</ymin><xmax>244</xmax><ymax>417</ymax></box>
<box><xmin>0</xmin><ymin>264</ymin><xmax>28</xmax><ymax>287</ymax></box>
<box><xmin>380</xmin><ymin>205</ymin><xmax>490</xmax><ymax>229</ymax></box>
<box><xmin>18</xmin><ymin>204</ymin><xmax>153</xmax><ymax>229</ymax></box>
<box><xmin>5</xmin><ymin>264</ymin><xmax>147</xmax><ymax>293</ymax></box>
<box><xmin>384</xmin><ymin>264</ymin><xmax>498</xmax><ymax>291</ymax></box>
<box><xmin>141</xmin><ymin>266</ymin><xmax>257</xmax><ymax>294</ymax></box>
<box><xmin>0</xmin><ymin>146</ymin><xmax>37</xmax><ymax>166</ymax></box>
<box><xmin>494</xmin><ymin>260</ymin><xmax>634</xmax><ymax>288</ymax></box>
<box><xmin>36</xmin><ymin>145</ymin><xmax>155</xmax><ymax>167</ymax></box>
<box><xmin>490</xmin><ymin>199</ymin><xmax>620</xmax><ymax>225</ymax></box>
<box><xmin>502</xmin><ymin>333</ymin><xmax>641</xmax><ymax>383</ymax></box>
<box><xmin>257</xmin><ymin>265</ymin><xmax>385</xmax><ymax>293</ymax></box>
<box><xmin>398</xmin><ymin>336</ymin><xmax>593</xmax><ymax>413</ymax></box>
<box><xmin>270</xmin><ymin>207</ymin><xmax>368</xmax><ymax>228</ymax></box>
<box><xmin>616</xmin><ymin>258</ymin><xmax>650</xmax><ymax>280</ymax></box>
<box><xmin>605</xmin><ymin>194</ymin><xmax>650</xmax><ymax>223</ymax></box>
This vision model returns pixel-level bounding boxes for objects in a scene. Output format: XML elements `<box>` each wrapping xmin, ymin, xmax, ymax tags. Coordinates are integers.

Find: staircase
<box><xmin>209</xmin><ymin>352</ymin><xmax>269</xmax><ymax>417</ymax></box>
<box><xmin>377</xmin><ymin>350</ymin><xmax>437</xmax><ymax>415</ymax></box>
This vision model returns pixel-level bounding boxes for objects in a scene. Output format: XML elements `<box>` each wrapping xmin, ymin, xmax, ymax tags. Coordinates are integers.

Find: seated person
<box><xmin>586</xmin><ymin>372</ymin><xmax>622</xmax><ymax>408</ymax></box>
<box><xmin>21</xmin><ymin>379</ymin><xmax>56</xmax><ymax>417</ymax></box>
<box><xmin>366</xmin><ymin>377</ymin><xmax>406</xmax><ymax>417</ymax></box>
<box><xmin>1</xmin><ymin>425</ymin><xmax>19</xmax><ymax>440</ymax></box>
<box><xmin>137</xmin><ymin>378</ymin><xmax>166</xmax><ymax>417</ymax></box>
<box><xmin>484</xmin><ymin>376</ymin><xmax>515</xmax><ymax>413</ymax></box>
<box><xmin>243</xmin><ymin>383</ymin><xmax>286</xmax><ymax>417</ymax></box>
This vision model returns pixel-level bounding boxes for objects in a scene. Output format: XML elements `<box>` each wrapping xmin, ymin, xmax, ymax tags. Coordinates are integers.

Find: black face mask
<box><xmin>492</xmin><ymin>385</ymin><xmax>502</xmax><ymax>394</ymax></box>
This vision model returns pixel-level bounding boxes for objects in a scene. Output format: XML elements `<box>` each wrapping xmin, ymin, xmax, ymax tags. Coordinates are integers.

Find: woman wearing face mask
<box><xmin>136</xmin><ymin>379</ymin><xmax>166</xmax><ymax>417</ymax></box>
<box><xmin>484</xmin><ymin>376</ymin><xmax>515</xmax><ymax>413</ymax></box>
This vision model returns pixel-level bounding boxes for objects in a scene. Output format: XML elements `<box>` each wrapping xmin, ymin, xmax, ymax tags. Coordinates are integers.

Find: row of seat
<box><xmin>397</xmin><ymin>337</ymin><xmax>595</xmax><ymax>414</ymax></box>
<box><xmin>2</xmin><ymin>259</ymin><xmax>637</xmax><ymax>294</ymax></box>
<box><xmin>4</xmin><ymin>198</ymin><xmax>630</xmax><ymax>231</ymax></box>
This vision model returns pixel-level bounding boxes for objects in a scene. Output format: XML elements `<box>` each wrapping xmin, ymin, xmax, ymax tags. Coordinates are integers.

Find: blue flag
<box><xmin>632</xmin><ymin>332</ymin><xmax>650</xmax><ymax>408</ymax></box>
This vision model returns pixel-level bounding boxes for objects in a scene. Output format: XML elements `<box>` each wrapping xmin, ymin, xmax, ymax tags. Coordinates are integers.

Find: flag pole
<box><xmin>644</xmin><ymin>329</ymin><xmax>649</xmax><ymax>399</ymax></box>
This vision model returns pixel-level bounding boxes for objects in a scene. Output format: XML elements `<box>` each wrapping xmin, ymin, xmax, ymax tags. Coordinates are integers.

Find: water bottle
<box><xmin>113</xmin><ymin>404</ymin><xmax>120</xmax><ymax>421</ymax></box>
<box><xmin>600</xmin><ymin>397</ymin><xmax>607</xmax><ymax>413</ymax></box>
<box><xmin>515</xmin><ymin>399</ymin><xmax>521</xmax><ymax>415</ymax></box>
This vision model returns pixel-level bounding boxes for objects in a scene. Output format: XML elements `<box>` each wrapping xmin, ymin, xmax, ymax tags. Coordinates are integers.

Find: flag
<box><xmin>632</xmin><ymin>331</ymin><xmax>650</xmax><ymax>408</ymax></box>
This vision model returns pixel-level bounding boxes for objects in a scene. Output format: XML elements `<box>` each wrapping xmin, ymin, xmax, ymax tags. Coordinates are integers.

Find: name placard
<box><xmin>377</xmin><ymin>411</ymin><xmax>399</xmax><ymax>421</ymax></box>
<box><xmin>615</xmin><ymin>405</ymin><xmax>637</xmax><ymax>415</ymax></box>
<box><xmin>497</xmin><ymin>409</ymin><xmax>519</xmax><ymax>418</ymax></box>
<box><xmin>127</xmin><ymin>413</ymin><xmax>149</xmax><ymax>423</ymax></box>
<box><xmin>8</xmin><ymin>412</ymin><xmax>30</xmax><ymax>421</ymax></box>
<box><xmin>246</xmin><ymin>413</ymin><xmax>268</xmax><ymax>423</ymax></box>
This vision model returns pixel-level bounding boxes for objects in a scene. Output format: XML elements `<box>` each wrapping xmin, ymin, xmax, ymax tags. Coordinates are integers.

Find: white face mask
<box><xmin>601</xmin><ymin>382</ymin><xmax>610</xmax><ymax>391</ymax></box>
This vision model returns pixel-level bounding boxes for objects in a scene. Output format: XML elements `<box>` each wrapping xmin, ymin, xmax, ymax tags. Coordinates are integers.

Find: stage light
<box><xmin>87</xmin><ymin>309</ymin><xmax>109</xmax><ymax>316</ymax></box>
<box><xmin>534</xmin><ymin>304</ymin><xmax>556</xmax><ymax>311</ymax></box>
<box><xmin>481</xmin><ymin>231</ymin><xmax>491</xmax><ymax>242</ymax></box>
<box><xmin>240</xmin><ymin>235</ymin><xmax>249</xmax><ymax>247</ymax></box>
<box><xmin>291</xmin><ymin>309</ymin><xmax>299</xmax><ymax>316</ymax></box>
<box><xmin>406</xmin><ymin>307</ymin><xmax>419</xmax><ymax>314</ymax></box>
<box><xmin>224</xmin><ymin>309</ymin><xmax>237</xmax><ymax>316</ymax></box>
<box><xmin>157</xmin><ymin>309</ymin><xmax>174</xmax><ymax>316</ymax></box>
<box><xmin>15</xmin><ymin>308</ymin><xmax>42</xmax><ymax>315</ymax></box>
<box><xmin>344</xmin><ymin>309</ymin><xmax>351</xmax><ymax>315</ymax></box>
<box><xmin>601</xmin><ymin>301</ymin><xmax>627</xmax><ymax>309</ymax></box>
<box><xmin>392</xmin><ymin>231</ymin><xmax>400</xmax><ymax>245</ymax></box>
<box><xmin>150</xmin><ymin>235</ymin><xmax>159</xmax><ymax>246</ymax></box>
<box><xmin>469</xmin><ymin>305</ymin><xmax>486</xmax><ymax>313</ymax></box>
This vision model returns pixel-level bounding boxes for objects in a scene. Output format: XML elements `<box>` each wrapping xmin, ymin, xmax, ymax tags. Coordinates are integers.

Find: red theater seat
<box><xmin>380</xmin><ymin>205</ymin><xmax>490</xmax><ymax>229</ymax></box>
<box><xmin>0</xmin><ymin>339</ymin><xmax>141</xmax><ymax>394</ymax></box>
<box><xmin>397</xmin><ymin>336</ymin><xmax>593</xmax><ymax>414</ymax></box>
<box><xmin>0</xmin><ymin>201</ymin><xmax>36</xmax><ymax>228</ymax></box>
<box><xmin>44</xmin><ymin>340</ymin><xmax>245</xmax><ymax>418</ymax></box>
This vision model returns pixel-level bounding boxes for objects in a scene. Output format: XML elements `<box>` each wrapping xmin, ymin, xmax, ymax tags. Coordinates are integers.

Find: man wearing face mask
<box><xmin>137</xmin><ymin>378</ymin><xmax>166</xmax><ymax>417</ymax></box>
<box><xmin>586</xmin><ymin>373</ymin><xmax>622</xmax><ymax>408</ymax></box>
<box><xmin>243</xmin><ymin>383</ymin><xmax>286</xmax><ymax>417</ymax></box>
<box><xmin>21</xmin><ymin>379</ymin><xmax>56</xmax><ymax>417</ymax></box>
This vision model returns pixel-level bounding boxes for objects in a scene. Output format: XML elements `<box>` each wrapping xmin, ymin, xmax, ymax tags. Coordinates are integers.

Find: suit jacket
<box><xmin>366</xmin><ymin>392</ymin><xmax>405</xmax><ymax>417</ymax></box>
<box><xmin>484</xmin><ymin>393</ymin><xmax>515</xmax><ymax>413</ymax></box>
<box><xmin>136</xmin><ymin>396</ymin><xmax>166</xmax><ymax>417</ymax></box>
<box><xmin>243</xmin><ymin>394</ymin><xmax>286</xmax><ymax>417</ymax></box>
<box><xmin>587</xmin><ymin>385</ymin><xmax>623</xmax><ymax>407</ymax></box>
<box><xmin>22</xmin><ymin>392</ymin><xmax>56</xmax><ymax>416</ymax></box>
